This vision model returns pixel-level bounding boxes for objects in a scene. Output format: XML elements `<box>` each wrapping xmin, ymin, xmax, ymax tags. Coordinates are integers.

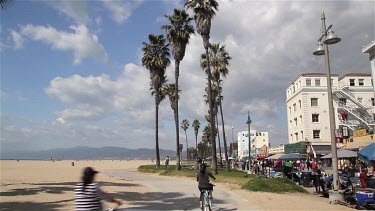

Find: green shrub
<box><xmin>138</xmin><ymin>165</ymin><xmax>307</xmax><ymax>194</ymax></box>
<box><xmin>242</xmin><ymin>177</ymin><xmax>307</xmax><ymax>193</ymax></box>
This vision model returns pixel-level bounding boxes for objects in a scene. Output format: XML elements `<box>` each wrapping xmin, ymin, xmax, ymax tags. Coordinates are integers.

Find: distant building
<box><xmin>286</xmin><ymin>72</ymin><xmax>374</xmax><ymax>157</ymax></box>
<box><xmin>237</xmin><ymin>130</ymin><xmax>269</xmax><ymax>159</ymax></box>
<box><xmin>268</xmin><ymin>144</ymin><xmax>285</xmax><ymax>154</ymax></box>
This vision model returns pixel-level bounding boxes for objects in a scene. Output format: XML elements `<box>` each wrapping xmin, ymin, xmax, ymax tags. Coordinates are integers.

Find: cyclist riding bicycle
<box><xmin>197</xmin><ymin>163</ymin><xmax>216</xmax><ymax>201</ymax></box>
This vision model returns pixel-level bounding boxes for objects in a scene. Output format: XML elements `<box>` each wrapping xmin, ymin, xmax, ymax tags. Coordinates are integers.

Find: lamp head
<box><xmin>313</xmin><ymin>41</ymin><xmax>325</xmax><ymax>56</ymax></box>
<box><xmin>246</xmin><ymin>113</ymin><xmax>252</xmax><ymax>125</ymax></box>
<box><xmin>323</xmin><ymin>29</ymin><xmax>341</xmax><ymax>45</ymax></box>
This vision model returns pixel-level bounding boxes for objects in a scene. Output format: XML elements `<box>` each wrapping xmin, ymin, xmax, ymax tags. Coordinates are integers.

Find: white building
<box><xmin>237</xmin><ymin>130</ymin><xmax>269</xmax><ymax>159</ymax></box>
<box><xmin>268</xmin><ymin>145</ymin><xmax>285</xmax><ymax>154</ymax></box>
<box><xmin>286</xmin><ymin>73</ymin><xmax>374</xmax><ymax>153</ymax></box>
<box><xmin>362</xmin><ymin>41</ymin><xmax>375</xmax><ymax>104</ymax></box>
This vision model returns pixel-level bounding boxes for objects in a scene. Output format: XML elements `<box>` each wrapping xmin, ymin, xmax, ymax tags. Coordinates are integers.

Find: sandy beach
<box><xmin>0</xmin><ymin>160</ymin><xmax>352</xmax><ymax>210</ymax></box>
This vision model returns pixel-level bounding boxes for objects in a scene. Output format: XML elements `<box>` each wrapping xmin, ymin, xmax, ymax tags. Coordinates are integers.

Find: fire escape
<box><xmin>333</xmin><ymin>86</ymin><xmax>374</xmax><ymax>131</ymax></box>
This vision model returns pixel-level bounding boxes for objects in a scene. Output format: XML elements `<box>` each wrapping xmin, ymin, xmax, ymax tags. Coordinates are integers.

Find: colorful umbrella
<box><xmin>358</xmin><ymin>143</ymin><xmax>375</xmax><ymax>165</ymax></box>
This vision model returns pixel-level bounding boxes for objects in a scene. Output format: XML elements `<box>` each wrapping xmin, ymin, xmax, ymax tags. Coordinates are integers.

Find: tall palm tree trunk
<box><xmin>155</xmin><ymin>95</ymin><xmax>160</xmax><ymax>168</ymax></box>
<box><xmin>195</xmin><ymin>134</ymin><xmax>198</xmax><ymax>155</ymax></box>
<box><xmin>216</xmin><ymin>113</ymin><xmax>223</xmax><ymax>167</ymax></box>
<box><xmin>217</xmin><ymin>83</ymin><xmax>230</xmax><ymax>171</ymax></box>
<box><xmin>175</xmin><ymin>60</ymin><xmax>181</xmax><ymax>170</ymax></box>
<box><xmin>205</xmin><ymin>45</ymin><xmax>218</xmax><ymax>174</ymax></box>
<box><xmin>185</xmin><ymin>131</ymin><xmax>188</xmax><ymax>160</ymax></box>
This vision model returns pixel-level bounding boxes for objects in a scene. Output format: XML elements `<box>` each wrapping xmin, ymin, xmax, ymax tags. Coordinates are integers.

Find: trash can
<box><xmin>300</xmin><ymin>172</ymin><xmax>313</xmax><ymax>187</ymax></box>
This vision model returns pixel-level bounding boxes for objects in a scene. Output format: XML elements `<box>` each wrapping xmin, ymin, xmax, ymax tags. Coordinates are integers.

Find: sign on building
<box><xmin>354</xmin><ymin>129</ymin><xmax>367</xmax><ymax>137</ymax></box>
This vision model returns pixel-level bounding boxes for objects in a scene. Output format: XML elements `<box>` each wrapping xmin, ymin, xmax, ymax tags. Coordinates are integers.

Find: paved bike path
<box><xmin>104</xmin><ymin>168</ymin><xmax>258</xmax><ymax>210</ymax></box>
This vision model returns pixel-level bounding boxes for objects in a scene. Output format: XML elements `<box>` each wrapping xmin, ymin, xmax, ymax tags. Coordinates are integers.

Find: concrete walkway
<box><xmin>104</xmin><ymin>168</ymin><xmax>258</xmax><ymax>210</ymax></box>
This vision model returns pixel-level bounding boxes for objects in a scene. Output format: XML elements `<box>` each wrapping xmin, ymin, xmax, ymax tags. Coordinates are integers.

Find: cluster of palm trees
<box><xmin>141</xmin><ymin>0</ymin><xmax>231</xmax><ymax>174</ymax></box>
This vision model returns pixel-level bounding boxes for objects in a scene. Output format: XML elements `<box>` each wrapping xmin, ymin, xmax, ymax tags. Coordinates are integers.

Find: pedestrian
<box><xmin>306</xmin><ymin>159</ymin><xmax>311</xmax><ymax>171</ymax></box>
<box><xmin>312</xmin><ymin>168</ymin><xmax>322</xmax><ymax>193</ymax></box>
<box><xmin>164</xmin><ymin>156</ymin><xmax>170</xmax><ymax>170</ymax></box>
<box><xmin>348</xmin><ymin>163</ymin><xmax>355</xmax><ymax>177</ymax></box>
<box><xmin>359</xmin><ymin>168</ymin><xmax>368</xmax><ymax>188</ymax></box>
<box><xmin>74</xmin><ymin>167</ymin><xmax>122</xmax><ymax>210</ymax></box>
<box><xmin>261</xmin><ymin>160</ymin><xmax>266</xmax><ymax>175</ymax></box>
<box><xmin>318</xmin><ymin>160</ymin><xmax>322</xmax><ymax>169</ymax></box>
<box><xmin>311</xmin><ymin>161</ymin><xmax>318</xmax><ymax>169</ymax></box>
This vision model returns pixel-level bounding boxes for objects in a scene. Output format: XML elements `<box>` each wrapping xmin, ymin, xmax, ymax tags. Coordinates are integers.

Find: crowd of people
<box><xmin>230</xmin><ymin>157</ymin><xmax>374</xmax><ymax>193</ymax></box>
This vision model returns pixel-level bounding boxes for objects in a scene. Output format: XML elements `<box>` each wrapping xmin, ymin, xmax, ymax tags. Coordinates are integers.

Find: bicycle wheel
<box><xmin>203</xmin><ymin>191</ymin><xmax>211</xmax><ymax>211</ymax></box>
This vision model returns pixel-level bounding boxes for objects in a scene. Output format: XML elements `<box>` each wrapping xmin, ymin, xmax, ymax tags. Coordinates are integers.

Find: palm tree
<box><xmin>216</xmin><ymin>111</ymin><xmax>223</xmax><ymax>167</ymax></box>
<box><xmin>162</xmin><ymin>9</ymin><xmax>194</xmax><ymax>170</ymax></box>
<box><xmin>201</xmin><ymin>125</ymin><xmax>212</xmax><ymax>158</ymax></box>
<box><xmin>141</xmin><ymin>34</ymin><xmax>170</xmax><ymax>168</ymax></box>
<box><xmin>204</xmin><ymin>83</ymin><xmax>222</xmax><ymax>167</ymax></box>
<box><xmin>1</xmin><ymin>0</ymin><xmax>12</xmax><ymax>9</ymax></box>
<box><xmin>181</xmin><ymin>119</ymin><xmax>190</xmax><ymax>160</ymax></box>
<box><xmin>185</xmin><ymin>0</ymin><xmax>219</xmax><ymax>174</ymax></box>
<box><xmin>201</xmin><ymin>43</ymin><xmax>231</xmax><ymax>171</ymax></box>
<box><xmin>192</xmin><ymin>119</ymin><xmax>201</xmax><ymax>153</ymax></box>
<box><xmin>162</xmin><ymin>83</ymin><xmax>181</xmax><ymax>112</ymax></box>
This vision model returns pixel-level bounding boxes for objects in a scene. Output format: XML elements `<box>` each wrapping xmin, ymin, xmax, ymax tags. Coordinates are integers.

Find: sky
<box><xmin>1</xmin><ymin>0</ymin><xmax>374</xmax><ymax>153</ymax></box>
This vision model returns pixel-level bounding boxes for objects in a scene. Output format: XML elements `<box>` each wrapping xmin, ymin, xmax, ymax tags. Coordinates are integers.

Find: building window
<box><xmin>311</xmin><ymin>98</ymin><xmax>318</xmax><ymax>106</ymax></box>
<box><xmin>300</xmin><ymin>115</ymin><xmax>303</xmax><ymax>124</ymax></box>
<box><xmin>349</xmin><ymin>79</ymin><xmax>355</xmax><ymax>86</ymax></box>
<box><xmin>359</xmin><ymin>79</ymin><xmax>364</xmax><ymax>86</ymax></box>
<box><xmin>289</xmin><ymin>107</ymin><xmax>291</xmax><ymax>114</ymax></box>
<box><xmin>293</xmin><ymin>103</ymin><xmax>297</xmax><ymax>111</ymax></box>
<box><xmin>295</xmin><ymin>133</ymin><xmax>298</xmax><ymax>141</ymax></box>
<box><xmin>315</xmin><ymin>79</ymin><xmax>320</xmax><ymax>86</ymax></box>
<box><xmin>372</xmin><ymin>98</ymin><xmax>374</xmax><ymax>106</ymax></box>
<box><xmin>301</xmin><ymin>131</ymin><xmax>303</xmax><ymax>140</ymax></box>
<box><xmin>294</xmin><ymin>118</ymin><xmax>297</xmax><ymax>126</ymax></box>
<box><xmin>306</xmin><ymin>79</ymin><xmax>311</xmax><ymax>86</ymax></box>
<box><xmin>312</xmin><ymin>114</ymin><xmax>319</xmax><ymax>122</ymax></box>
<box><xmin>299</xmin><ymin>100</ymin><xmax>301</xmax><ymax>108</ymax></box>
<box><xmin>313</xmin><ymin>130</ymin><xmax>320</xmax><ymax>139</ymax></box>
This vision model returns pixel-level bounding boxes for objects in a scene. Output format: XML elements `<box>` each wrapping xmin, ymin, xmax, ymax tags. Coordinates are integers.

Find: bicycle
<box><xmin>200</xmin><ymin>189</ymin><xmax>212</xmax><ymax>211</ymax></box>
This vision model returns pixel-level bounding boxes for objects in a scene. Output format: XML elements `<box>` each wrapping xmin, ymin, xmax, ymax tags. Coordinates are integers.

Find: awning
<box><xmin>321</xmin><ymin>149</ymin><xmax>358</xmax><ymax>159</ymax></box>
<box><xmin>345</xmin><ymin>140</ymin><xmax>375</xmax><ymax>149</ymax></box>
<box><xmin>267</xmin><ymin>153</ymin><xmax>285</xmax><ymax>160</ymax></box>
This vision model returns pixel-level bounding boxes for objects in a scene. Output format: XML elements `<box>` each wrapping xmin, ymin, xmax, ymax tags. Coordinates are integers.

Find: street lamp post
<box><xmin>246</xmin><ymin>112</ymin><xmax>252</xmax><ymax>173</ymax></box>
<box><xmin>313</xmin><ymin>12</ymin><xmax>341</xmax><ymax>194</ymax></box>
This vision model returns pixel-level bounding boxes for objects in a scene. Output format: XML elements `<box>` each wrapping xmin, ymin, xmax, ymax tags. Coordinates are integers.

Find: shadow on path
<box><xmin>0</xmin><ymin>199</ymin><xmax>71</xmax><ymax>210</ymax></box>
<box><xmin>112</xmin><ymin>191</ymin><xmax>236</xmax><ymax>210</ymax></box>
<box><xmin>0</xmin><ymin>181</ymin><xmax>140</xmax><ymax>197</ymax></box>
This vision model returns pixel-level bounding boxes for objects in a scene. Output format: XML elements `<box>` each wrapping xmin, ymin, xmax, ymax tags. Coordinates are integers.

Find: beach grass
<box><xmin>138</xmin><ymin>165</ymin><xmax>307</xmax><ymax>193</ymax></box>
<box><xmin>242</xmin><ymin>177</ymin><xmax>308</xmax><ymax>193</ymax></box>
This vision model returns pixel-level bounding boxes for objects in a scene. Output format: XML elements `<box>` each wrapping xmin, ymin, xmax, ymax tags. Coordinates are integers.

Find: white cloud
<box><xmin>45</xmin><ymin>63</ymin><xmax>154</xmax><ymax>123</ymax></box>
<box><xmin>19</xmin><ymin>24</ymin><xmax>108</xmax><ymax>64</ymax></box>
<box><xmin>102</xmin><ymin>0</ymin><xmax>142</xmax><ymax>24</ymax></box>
<box><xmin>10</xmin><ymin>30</ymin><xmax>24</xmax><ymax>49</ymax></box>
<box><xmin>45</xmin><ymin>0</ymin><xmax>90</xmax><ymax>25</ymax></box>
<box><xmin>56</xmin><ymin>117</ymin><xmax>66</xmax><ymax>124</ymax></box>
